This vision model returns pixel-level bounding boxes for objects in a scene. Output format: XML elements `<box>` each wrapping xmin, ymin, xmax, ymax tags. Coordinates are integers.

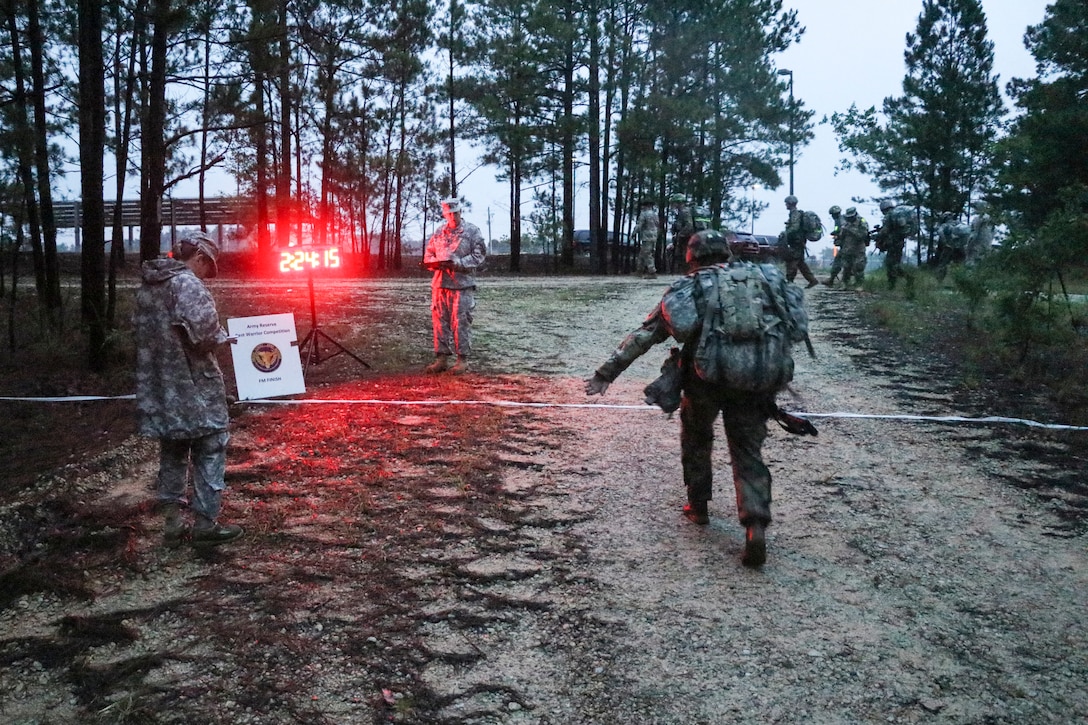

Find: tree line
<box><xmin>831</xmin><ymin>0</ymin><xmax>1087</xmax><ymax>276</ymax></box>
<box><xmin>1</xmin><ymin>0</ymin><xmax>1085</xmax><ymax>372</ymax></box>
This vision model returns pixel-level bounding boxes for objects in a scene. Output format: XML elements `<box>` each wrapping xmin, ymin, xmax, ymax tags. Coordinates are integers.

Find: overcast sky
<box><xmin>461</xmin><ymin>0</ymin><xmax>1051</xmax><ymax>253</ymax></box>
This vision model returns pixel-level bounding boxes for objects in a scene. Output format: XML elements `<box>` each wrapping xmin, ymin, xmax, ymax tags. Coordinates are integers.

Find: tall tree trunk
<box><xmin>276</xmin><ymin>0</ymin><xmax>291</xmax><ymax>248</ymax></box>
<box><xmin>244</xmin><ymin>0</ymin><xmax>273</xmax><ymax>257</ymax></box>
<box><xmin>198</xmin><ymin>21</ymin><xmax>212</xmax><ymax>229</ymax></box>
<box><xmin>609</xmin><ymin>1</ymin><xmax>635</xmax><ymax>274</ymax></box>
<box><xmin>140</xmin><ymin>0</ymin><xmax>170</xmax><ymax>261</ymax></box>
<box><xmin>4</xmin><ymin>7</ymin><xmax>47</xmax><ymax>311</ymax></box>
<box><xmin>255</xmin><ymin>78</ymin><xmax>272</xmax><ymax>253</ymax></box>
<box><xmin>27</xmin><ymin>0</ymin><xmax>61</xmax><ymax>313</ymax></box>
<box><xmin>317</xmin><ymin>54</ymin><xmax>336</xmax><ymax>249</ymax></box>
<box><xmin>78</xmin><ymin>0</ymin><xmax>107</xmax><ymax>372</ymax></box>
<box><xmin>587</xmin><ymin>0</ymin><xmax>604</xmax><ymax>274</ymax></box>
<box><xmin>447</xmin><ymin>0</ymin><xmax>459</xmax><ymax>197</ymax></box>
<box><xmin>560</xmin><ymin>0</ymin><xmax>575</xmax><ymax>269</ymax></box>
<box><xmin>393</xmin><ymin>80</ymin><xmax>408</xmax><ymax>270</ymax></box>
<box><xmin>508</xmin><ymin>153</ymin><xmax>521</xmax><ymax>273</ymax></box>
<box><xmin>107</xmin><ymin>0</ymin><xmax>146</xmax><ymax>325</ymax></box>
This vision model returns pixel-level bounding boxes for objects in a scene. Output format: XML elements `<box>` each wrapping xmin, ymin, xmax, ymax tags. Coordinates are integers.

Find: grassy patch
<box><xmin>859</xmin><ymin>263</ymin><xmax>1088</xmax><ymax>425</ymax></box>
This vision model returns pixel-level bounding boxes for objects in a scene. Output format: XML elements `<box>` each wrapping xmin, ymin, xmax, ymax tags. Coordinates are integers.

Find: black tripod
<box><xmin>297</xmin><ymin>274</ymin><xmax>370</xmax><ymax>372</ymax></box>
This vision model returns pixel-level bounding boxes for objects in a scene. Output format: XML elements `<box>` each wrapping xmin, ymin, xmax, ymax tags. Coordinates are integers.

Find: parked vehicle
<box><xmin>729</xmin><ymin>231</ymin><xmax>780</xmax><ymax>262</ymax></box>
<box><xmin>573</xmin><ymin>229</ymin><xmax>631</xmax><ymax>254</ymax></box>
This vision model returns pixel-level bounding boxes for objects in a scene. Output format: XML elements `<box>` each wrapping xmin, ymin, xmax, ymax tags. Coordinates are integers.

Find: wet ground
<box><xmin>0</xmin><ymin>277</ymin><xmax>1085</xmax><ymax>724</ymax></box>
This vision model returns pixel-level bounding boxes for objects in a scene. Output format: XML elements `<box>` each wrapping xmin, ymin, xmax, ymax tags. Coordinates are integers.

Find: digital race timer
<box><xmin>278</xmin><ymin>246</ymin><xmax>342</xmax><ymax>273</ymax></box>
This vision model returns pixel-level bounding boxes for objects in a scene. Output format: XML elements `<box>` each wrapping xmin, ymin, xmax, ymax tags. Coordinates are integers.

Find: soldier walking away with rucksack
<box><xmin>779</xmin><ymin>195</ymin><xmax>820</xmax><ymax>288</ymax></box>
<box><xmin>635</xmin><ymin>198</ymin><xmax>659</xmax><ymax>279</ymax></box>
<box><xmin>936</xmin><ymin>211</ymin><xmax>970</xmax><ymax>280</ymax></box>
<box><xmin>667</xmin><ymin>194</ymin><xmax>695</xmax><ymax>272</ymax></box>
<box><xmin>873</xmin><ymin>199</ymin><xmax>915</xmax><ymax>290</ymax></box>
<box><xmin>584</xmin><ymin>229</ymin><xmax>816</xmax><ymax>568</ymax></box>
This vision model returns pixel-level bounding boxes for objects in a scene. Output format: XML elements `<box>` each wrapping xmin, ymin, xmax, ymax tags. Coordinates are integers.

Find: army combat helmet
<box><xmin>685</xmin><ymin>229</ymin><xmax>734</xmax><ymax>266</ymax></box>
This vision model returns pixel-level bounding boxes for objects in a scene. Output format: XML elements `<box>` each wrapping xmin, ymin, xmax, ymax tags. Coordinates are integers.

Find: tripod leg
<box><xmin>314</xmin><ymin>329</ymin><xmax>371</xmax><ymax>369</ymax></box>
<box><xmin>298</xmin><ymin>329</ymin><xmax>319</xmax><ymax>370</ymax></box>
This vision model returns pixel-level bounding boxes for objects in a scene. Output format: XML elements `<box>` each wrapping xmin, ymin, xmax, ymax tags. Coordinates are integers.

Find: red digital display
<box><xmin>279</xmin><ymin>246</ymin><xmax>341</xmax><ymax>273</ymax></box>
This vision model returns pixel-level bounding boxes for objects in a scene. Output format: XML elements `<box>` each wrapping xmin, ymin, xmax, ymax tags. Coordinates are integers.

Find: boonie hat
<box><xmin>844</xmin><ymin>207</ymin><xmax>858</xmax><ymax>218</ymax></box>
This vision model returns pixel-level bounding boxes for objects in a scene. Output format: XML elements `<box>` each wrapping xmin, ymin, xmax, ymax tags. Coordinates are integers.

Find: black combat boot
<box><xmin>424</xmin><ymin>355</ymin><xmax>450</xmax><ymax>374</ymax></box>
<box><xmin>682</xmin><ymin>500</ymin><xmax>709</xmax><ymax>525</ymax></box>
<box><xmin>162</xmin><ymin>502</ymin><xmax>188</xmax><ymax>549</ymax></box>
<box><xmin>742</xmin><ymin>521</ymin><xmax>767</xmax><ymax>568</ymax></box>
<box><xmin>192</xmin><ymin>516</ymin><xmax>244</xmax><ymax>548</ymax></box>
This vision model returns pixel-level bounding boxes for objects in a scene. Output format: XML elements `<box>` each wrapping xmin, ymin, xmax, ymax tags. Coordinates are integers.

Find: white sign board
<box><xmin>227</xmin><ymin>313</ymin><xmax>306</xmax><ymax>401</ymax></box>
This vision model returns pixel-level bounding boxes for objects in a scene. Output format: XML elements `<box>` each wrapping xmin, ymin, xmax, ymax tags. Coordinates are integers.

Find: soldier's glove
<box><xmin>584</xmin><ymin>373</ymin><xmax>611</xmax><ymax>396</ymax></box>
<box><xmin>772</xmin><ymin>406</ymin><xmax>818</xmax><ymax>436</ymax></box>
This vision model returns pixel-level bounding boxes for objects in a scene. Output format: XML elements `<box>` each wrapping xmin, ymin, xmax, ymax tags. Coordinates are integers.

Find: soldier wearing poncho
<box><xmin>584</xmin><ymin>229</ymin><xmax>810</xmax><ymax>568</ymax></box>
<box><xmin>135</xmin><ymin>233</ymin><xmax>242</xmax><ymax>548</ymax></box>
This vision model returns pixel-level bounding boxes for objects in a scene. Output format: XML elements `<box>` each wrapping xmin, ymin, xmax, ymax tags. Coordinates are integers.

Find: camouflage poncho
<box><xmin>134</xmin><ymin>258</ymin><xmax>230</xmax><ymax>440</ymax></box>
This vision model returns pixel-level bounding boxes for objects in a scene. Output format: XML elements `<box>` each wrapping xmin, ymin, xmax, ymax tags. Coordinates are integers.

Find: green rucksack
<box><xmin>890</xmin><ymin>206</ymin><xmax>918</xmax><ymax>237</ymax></box>
<box><xmin>801</xmin><ymin>210</ymin><xmax>824</xmax><ymax>242</ymax></box>
<box><xmin>691</xmin><ymin>264</ymin><xmax>803</xmax><ymax>393</ymax></box>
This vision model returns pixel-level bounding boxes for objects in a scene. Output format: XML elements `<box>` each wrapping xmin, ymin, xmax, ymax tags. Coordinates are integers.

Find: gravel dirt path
<box><xmin>0</xmin><ymin>276</ymin><xmax>1084</xmax><ymax>724</ymax></box>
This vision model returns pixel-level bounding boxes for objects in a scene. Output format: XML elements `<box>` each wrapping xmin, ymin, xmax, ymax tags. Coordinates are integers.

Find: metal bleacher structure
<box><xmin>52</xmin><ymin>197</ymin><xmax>252</xmax><ymax>251</ymax></box>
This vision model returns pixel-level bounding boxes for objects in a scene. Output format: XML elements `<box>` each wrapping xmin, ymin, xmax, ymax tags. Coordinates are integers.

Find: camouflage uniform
<box><xmin>825</xmin><ymin>208</ymin><xmax>845</xmax><ymax>285</ymax></box>
<box><xmin>967</xmin><ymin>206</ymin><xmax>993</xmax><ymax>265</ymax></box>
<box><xmin>635</xmin><ymin>204</ymin><xmax>659</xmax><ymax>278</ymax></box>
<box><xmin>837</xmin><ymin>212</ymin><xmax>870</xmax><ymax>286</ymax></box>
<box><xmin>669</xmin><ymin>202</ymin><xmax>695</xmax><ymax>272</ymax></box>
<box><xmin>874</xmin><ymin>204</ymin><xmax>910</xmax><ymax>289</ymax></box>
<box><xmin>936</xmin><ymin>216</ymin><xmax>970</xmax><ymax>279</ymax></box>
<box><xmin>135</xmin><ymin>257</ymin><xmax>232</xmax><ymax>523</ymax></box>
<box><xmin>590</xmin><ymin>256</ymin><xmax>805</xmax><ymax>532</ymax></box>
<box><xmin>781</xmin><ymin>206</ymin><xmax>819</xmax><ymax>287</ymax></box>
<box><xmin>423</xmin><ymin>216</ymin><xmax>487</xmax><ymax>360</ymax></box>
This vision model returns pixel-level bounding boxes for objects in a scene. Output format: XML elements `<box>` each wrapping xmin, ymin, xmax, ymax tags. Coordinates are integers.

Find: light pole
<box><xmin>777</xmin><ymin>68</ymin><xmax>794</xmax><ymax>197</ymax></box>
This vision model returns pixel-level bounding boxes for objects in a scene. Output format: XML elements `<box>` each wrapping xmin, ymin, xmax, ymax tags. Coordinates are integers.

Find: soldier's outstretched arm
<box><xmin>585</xmin><ymin>308</ymin><xmax>670</xmax><ymax>395</ymax></box>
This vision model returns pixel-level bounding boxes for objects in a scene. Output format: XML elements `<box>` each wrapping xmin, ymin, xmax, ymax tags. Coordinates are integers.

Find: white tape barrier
<box><xmin>2</xmin><ymin>393</ymin><xmax>1086</xmax><ymax>432</ymax></box>
<box><xmin>0</xmin><ymin>394</ymin><xmax>137</xmax><ymax>402</ymax></box>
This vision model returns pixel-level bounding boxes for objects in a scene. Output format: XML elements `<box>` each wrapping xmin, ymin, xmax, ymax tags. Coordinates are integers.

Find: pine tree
<box><xmin>993</xmin><ymin>0</ymin><xmax>1088</xmax><ymax>229</ymax></box>
<box><xmin>832</xmin><ymin>0</ymin><xmax>1003</xmax><ymax>258</ymax></box>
